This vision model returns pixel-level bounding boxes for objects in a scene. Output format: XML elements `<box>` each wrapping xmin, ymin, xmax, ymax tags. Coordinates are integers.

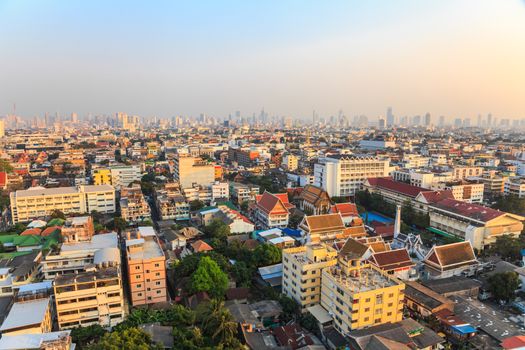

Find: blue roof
<box><xmin>452</xmin><ymin>325</ymin><xmax>477</xmax><ymax>335</ymax></box>
<box><xmin>521</xmin><ymin>249</ymin><xmax>525</xmax><ymax>256</ymax></box>
<box><xmin>282</xmin><ymin>228</ymin><xmax>302</xmax><ymax>237</ymax></box>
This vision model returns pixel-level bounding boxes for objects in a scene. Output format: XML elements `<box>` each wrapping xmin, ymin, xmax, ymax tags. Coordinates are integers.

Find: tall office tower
<box><xmin>386</xmin><ymin>107</ymin><xmax>394</xmax><ymax>127</ymax></box>
<box><xmin>454</xmin><ymin>118</ymin><xmax>463</xmax><ymax>127</ymax></box>
<box><xmin>378</xmin><ymin>116</ymin><xmax>386</xmax><ymax>129</ymax></box>
<box><xmin>412</xmin><ymin>115</ymin><xmax>421</xmax><ymax>126</ymax></box>
<box><xmin>0</xmin><ymin>119</ymin><xmax>5</xmax><ymax>138</ymax></box>
<box><xmin>71</xmin><ymin>112</ymin><xmax>78</xmax><ymax>123</ymax></box>
<box><xmin>438</xmin><ymin>115</ymin><xmax>445</xmax><ymax>127</ymax></box>
<box><xmin>314</xmin><ymin>154</ymin><xmax>390</xmax><ymax>197</ymax></box>
<box><xmin>477</xmin><ymin>114</ymin><xmax>482</xmax><ymax>127</ymax></box>
<box><xmin>424</xmin><ymin>112</ymin><xmax>431</xmax><ymax>127</ymax></box>
<box><xmin>487</xmin><ymin>113</ymin><xmax>493</xmax><ymax>127</ymax></box>
<box><xmin>400</xmin><ymin>115</ymin><xmax>408</xmax><ymax>126</ymax></box>
<box><xmin>463</xmin><ymin>118</ymin><xmax>471</xmax><ymax>127</ymax></box>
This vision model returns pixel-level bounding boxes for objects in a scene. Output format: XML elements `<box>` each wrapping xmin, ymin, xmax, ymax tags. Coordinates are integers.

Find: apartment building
<box><xmin>505</xmin><ymin>176</ymin><xmax>525</xmax><ymax>198</ymax></box>
<box><xmin>479</xmin><ymin>171</ymin><xmax>508</xmax><ymax>196</ymax></box>
<box><xmin>125</xmin><ymin>227</ymin><xmax>167</xmax><ymax>306</ymax></box>
<box><xmin>320</xmin><ymin>247</ymin><xmax>405</xmax><ymax>334</ymax></box>
<box><xmin>110</xmin><ymin>165</ymin><xmax>142</xmax><ymax>188</ymax></box>
<box><xmin>61</xmin><ymin>216</ymin><xmax>94</xmax><ymax>243</ymax></box>
<box><xmin>120</xmin><ymin>184</ymin><xmax>151</xmax><ymax>223</ymax></box>
<box><xmin>314</xmin><ymin>154</ymin><xmax>390</xmax><ymax>197</ymax></box>
<box><xmin>174</xmin><ymin>155</ymin><xmax>215</xmax><ymax>188</ymax></box>
<box><xmin>10</xmin><ymin>185</ymin><xmax>115</xmax><ymax>223</ymax></box>
<box><xmin>228</xmin><ymin>147</ymin><xmax>260</xmax><ymax>167</ymax></box>
<box><xmin>92</xmin><ymin>168</ymin><xmax>112</xmax><ymax>185</ymax></box>
<box><xmin>451</xmin><ymin>166</ymin><xmax>483</xmax><ymax>180</ymax></box>
<box><xmin>282</xmin><ymin>244</ymin><xmax>338</xmax><ymax>309</ymax></box>
<box><xmin>54</xmin><ymin>265</ymin><xmax>124</xmax><ymax>330</ymax></box>
<box><xmin>41</xmin><ymin>232</ymin><xmax>118</xmax><ymax>280</ymax></box>
<box><xmin>230</xmin><ymin>182</ymin><xmax>260</xmax><ymax>205</ymax></box>
<box><xmin>282</xmin><ymin>153</ymin><xmax>299</xmax><ymax>172</ymax></box>
<box><xmin>442</xmin><ymin>181</ymin><xmax>484</xmax><ymax>203</ymax></box>
<box><xmin>402</xmin><ymin>154</ymin><xmax>431</xmax><ymax>169</ymax></box>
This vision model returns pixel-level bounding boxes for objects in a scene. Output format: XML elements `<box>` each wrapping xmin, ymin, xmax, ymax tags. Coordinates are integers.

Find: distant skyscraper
<box><xmin>71</xmin><ymin>112</ymin><xmax>78</xmax><ymax>123</ymax></box>
<box><xmin>438</xmin><ymin>115</ymin><xmax>445</xmax><ymax>127</ymax></box>
<box><xmin>378</xmin><ymin>116</ymin><xmax>386</xmax><ymax>129</ymax></box>
<box><xmin>454</xmin><ymin>118</ymin><xmax>463</xmax><ymax>127</ymax></box>
<box><xmin>487</xmin><ymin>113</ymin><xmax>493</xmax><ymax>127</ymax></box>
<box><xmin>386</xmin><ymin>107</ymin><xmax>394</xmax><ymax>127</ymax></box>
<box><xmin>412</xmin><ymin>115</ymin><xmax>421</xmax><ymax>126</ymax></box>
<box><xmin>424</xmin><ymin>113</ymin><xmax>431</xmax><ymax>127</ymax></box>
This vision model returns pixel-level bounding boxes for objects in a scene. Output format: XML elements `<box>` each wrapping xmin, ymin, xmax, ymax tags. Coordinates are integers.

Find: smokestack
<box><xmin>394</xmin><ymin>204</ymin><xmax>401</xmax><ymax>239</ymax></box>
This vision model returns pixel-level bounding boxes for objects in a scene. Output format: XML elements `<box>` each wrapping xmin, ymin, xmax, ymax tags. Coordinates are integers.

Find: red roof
<box><xmin>256</xmin><ymin>192</ymin><xmax>291</xmax><ymax>215</ymax></box>
<box><xmin>502</xmin><ymin>336</ymin><xmax>525</xmax><ymax>349</ymax></box>
<box><xmin>0</xmin><ymin>172</ymin><xmax>6</xmax><ymax>187</ymax></box>
<box><xmin>418</xmin><ymin>190</ymin><xmax>454</xmax><ymax>203</ymax></box>
<box><xmin>371</xmin><ymin>248</ymin><xmax>414</xmax><ymax>270</ymax></box>
<box><xmin>273</xmin><ymin>324</ymin><xmax>313</xmax><ymax>349</ymax></box>
<box><xmin>330</xmin><ymin>203</ymin><xmax>359</xmax><ymax>217</ymax></box>
<box><xmin>366</xmin><ymin>177</ymin><xmax>425</xmax><ymax>198</ymax></box>
<box><xmin>20</xmin><ymin>228</ymin><xmax>42</xmax><ymax>236</ymax></box>
<box><xmin>432</xmin><ymin>198</ymin><xmax>505</xmax><ymax>222</ymax></box>
<box><xmin>191</xmin><ymin>240</ymin><xmax>213</xmax><ymax>252</ymax></box>
<box><xmin>41</xmin><ymin>226</ymin><xmax>61</xmax><ymax>237</ymax></box>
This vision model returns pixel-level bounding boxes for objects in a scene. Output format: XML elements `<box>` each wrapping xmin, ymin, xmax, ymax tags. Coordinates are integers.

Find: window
<box><xmin>375</xmin><ymin>318</ymin><xmax>381</xmax><ymax>323</ymax></box>
<box><xmin>364</xmin><ymin>307</ymin><xmax>370</xmax><ymax>312</ymax></box>
<box><xmin>375</xmin><ymin>308</ymin><xmax>382</xmax><ymax>315</ymax></box>
<box><xmin>365</xmin><ymin>298</ymin><xmax>371</xmax><ymax>303</ymax></box>
<box><xmin>135</xmin><ymin>266</ymin><xmax>140</xmax><ymax>270</ymax></box>
<box><xmin>387</xmin><ymin>312</ymin><xmax>392</xmax><ymax>316</ymax></box>
<box><xmin>364</xmin><ymin>317</ymin><xmax>369</xmax><ymax>322</ymax></box>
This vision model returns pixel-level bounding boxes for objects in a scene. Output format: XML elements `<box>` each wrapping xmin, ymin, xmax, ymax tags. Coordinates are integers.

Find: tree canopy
<box><xmin>191</xmin><ymin>256</ymin><xmax>229</xmax><ymax>298</ymax></box>
<box><xmin>85</xmin><ymin>327</ymin><xmax>161</xmax><ymax>350</ymax></box>
<box><xmin>253</xmin><ymin>243</ymin><xmax>282</xmax><ymax>267</ymax></box>
<box><xmin>487</xmin><ymin>271</ymin><xmax>520</xmax><ymax>302</ymax></box>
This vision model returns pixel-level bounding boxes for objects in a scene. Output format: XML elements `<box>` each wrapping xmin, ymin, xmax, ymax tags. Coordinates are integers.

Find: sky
<box><xmin>1</xmin><ymin>0</ymin><xmax>525</xmax><ymax>121</ymax></box>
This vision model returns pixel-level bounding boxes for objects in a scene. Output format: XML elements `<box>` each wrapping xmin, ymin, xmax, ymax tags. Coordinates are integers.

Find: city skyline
<box><xmin>1</xmin><ymin>0</ymin><xmax>525</xmax><ymax>119</ymax></box>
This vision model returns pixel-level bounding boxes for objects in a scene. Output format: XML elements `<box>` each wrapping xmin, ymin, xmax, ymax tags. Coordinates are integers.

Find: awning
<box><xmin>427</xmin><ymin>227</ymin><xmax>462</xmax><ymax>241</ymax></box>
<box><xmin>452</xmin><ymin>324</ymin><xmax>477</xmax><ymax>335</ymax></box>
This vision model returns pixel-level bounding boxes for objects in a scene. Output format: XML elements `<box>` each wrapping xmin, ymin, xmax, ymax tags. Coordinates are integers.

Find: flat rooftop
<box><xmin>0</xmin><ymin>331</ymin><xmax>71</xmax><ymax>350</ymax></box>
<box><xmin>326</xmin><ymin>266</ymin><xmax>399</xmax><ymax>293</ymax></box>
<box><xmin>54</xmin><ymin>266</ymin><xmax>119</xmax><ymax>286</ymax></box>
<box><xmin>60</xmin><ymin>232</ymin><xmax>118</xmax><ymax>253</ymax></box>
<box><xmin>127</xmin><ymin>238</ymin><xmax>164</xmax><ymax>261</ymax></box>
<box><xmin>0</xmin><ymin>298</ymin><xmax>49</xmax><ymax>331</ymax></box>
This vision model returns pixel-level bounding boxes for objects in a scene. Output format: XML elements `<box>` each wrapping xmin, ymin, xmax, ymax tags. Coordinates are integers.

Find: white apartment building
<box><xmin>402</xmin><ymin>154</ymin><xmax>431</xmax><ymax>169</ymax></box>
<box><xmin>10</xmin><ymin>185</ymin><xmax>116</xmax><ymax>223</ymax></box>
<box><xmin>110</xmin><ymin>165</ymin><xmax>142</xmax><ymax>188</ymax></box>
<box><xmin>211</xmin><ymin>182</ymin><xmax>229</xmax><ymax>200</ymax></box>
<box><xmin>314</xmin><ymin>154</ymin><xmax>391</xmax><ymax>197</ymax></box>
<box><xmin>451</xmin><ymin>166</ymin><xmax>483</xmax><ymax>180</ymax></box>
<box><xmin>505</xmin><ymin>177</ymin><xmax>525</xmax><ymax>198</ymax></box>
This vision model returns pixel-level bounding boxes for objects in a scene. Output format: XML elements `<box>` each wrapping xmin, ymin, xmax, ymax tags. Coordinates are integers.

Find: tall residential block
<box><xmin>173</xmin><ymin>155</ymin><xmax>215</xmax><ymax>188</ymax></box>
<box><xmin>125</xmin><ymin>227</ymin><xmax>167</xmax><ymax>306</ymax></box>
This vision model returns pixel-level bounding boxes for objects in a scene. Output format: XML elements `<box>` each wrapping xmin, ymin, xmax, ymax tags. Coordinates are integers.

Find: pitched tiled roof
<box><xmin>191</xmin><ymin>240</ymin><xmax>213</xmax><ymax>252</ymax></box>
<box><xmin>424</xmin><ymin>242</ymin><xmax>477</xmax><ymax>270</ymax></box>
<box><xmin>371</xmin><ymin>248</ymin><xmax>414</xmax><ymax>270</ymax></box>
<box><xmin>340</xmin><ymin>238</ymin><xmax>369</xmax><ymax>259</ymax></box>
<box><xmin>20</xmin><ymin>228</ymin><xmax>42</xmax><ymax>236</ymax></box>
<box><xmin>256</xmin><ymin>192</ymin><xmax>291</xmax><ymax>215</ymax></box>
<box><xmin>418</xmin><ymin>190</ymin><xmax>454</xmax><ymax>204</ymax></box>
<box><xmin>299</xmin><ymin>184</ymin><xmax>331</xmax><ymax>206</ymax></box>
<box><xmin>432</xmin><ymin>198</ymin><xmax>510</xmax><ymax>222</ymax></box>
<box><xmin>366</xmin><ymin>177</ymin><xmax>425</xmax><ymax>198</ymax></box>
<box><xmin>330</xmin><ymin>203</ymin><xmax>359</xmax><ymax>217</ymax></box>
<box><xmin>304</xmin><ymin>213</ymin><xmax>345</xmax><ymax>233</ymax></box>
<box><xmin>41</xmin><ymin>226</ymin><xmax>61</xmax><ymax>237</ymax></box>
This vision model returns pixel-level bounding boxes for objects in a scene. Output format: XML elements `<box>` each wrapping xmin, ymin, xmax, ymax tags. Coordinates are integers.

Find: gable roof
<box><xmin>371</xmin><ymin>248</ymin><xmax>414</xmax><ymax>271</ymax></box>
<box><xmin>330</xmin><ymin>203</ymin><xmax>359</xmax><ymax>217</ymax></box>
<box><xmin>365</xmin><ymin>177</ymin><xmax>426</xmax><ymax>198</ymax></box>
<box><xmin>340</xmin><ymin>238</ymin><xmax>370</xmax><ymax>260</ymax></box>
<box><xmin>299</xmin><ymin>185</ymin><xmax>331</xmax><ymax>206</ymax></box>
<box><xmin>417</xmin><ymin>190</ymin><xmax>454</xmax><ymax>204</ymax></box>
<box><xmin>191</xmin><ymin>240</ymin><xmax>213</xmax><ymax>253</ymax></box>
<box><xmin>431</xmin><ymin>198</ymin><xmax>520</xmax><ymax>222</ymax></box>
<box><xmin>256</xmin><ymin>192</ymin><xmax>291</xmax><ymax>215</ymax></box>
<box><xmin>424</xmin><ymin>241</ymin><xmax>478</xmax><ymax>271</ymax></box>
<box><xmin>304</xmin><ymin>213</ymin><xmax>345</xmax><ymax>233</ymax></box>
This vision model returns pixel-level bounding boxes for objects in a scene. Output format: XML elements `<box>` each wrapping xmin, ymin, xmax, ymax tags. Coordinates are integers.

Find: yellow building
<box><xmin>92</xmin><ymin>168</ymin><xmax>112</xmax><ymax>185</ymax></box>
<box><xmin>0</xmin><ymin>298</ymin><xmax>52</xmax><ymax>335</ymax></box>
<box><xmin>53</xmin><ymin>266</ymin><xmax>125</xmax><ymax>329</ymax></box>
<box><xmin>320</xmin><ymin>239</ymin><xmax>405</xmax><ymax>334</ymax></box>
<box><xmin>282</xmin><ymin>244</ymin><xmax>338</xmax><ymax>309</ymax></box>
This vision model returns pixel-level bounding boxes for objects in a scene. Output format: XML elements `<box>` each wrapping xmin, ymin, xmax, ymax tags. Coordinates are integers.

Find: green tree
<box><xmin>490</xmin><ymin>235</ymin><xmax>523</xmax><ymax>262</ymax></box>
<box><xmin>198</xmin><ymin>299</ymin><xmax>239</xmax><ymax>347</ymax></box>
<box><xmin>204</xmin><ymin>219</ymin><xmax>231</xmax><ymax>238</ymax></box>
<box><xmin>492</xmin><ymin>195</ymin><xmax>525</xmax><ymax>216</ymax></box>
<box><xmin>189</xmin><ymin>200</ymin><xmax>205</xmax><ymax>211</ymax></box>
<box><xmin>231</xmin><ymin>261</ymin><xmax>253</xmax><ymax>287</ymax></box>
<box><xmin>0</xmin><ymin>159</ymin><xmax>13</xmax><ymax>173</ymax></box>
<box><xmin>240</xmin><ymin>201</ymin><xmax>249</xmax><ymax>212</ymax></box>
<box><xmin>86</xmin><ymin>327</ymin><xmax>161</xmax><ymax>350</ymax></box>
<box><xmin>50</xmin><ymin>209</ymin><xmax>66</xmax><ymax>220</ymax></box>
<box><xmin>253</xmin><ymin>243</ymin><xmax>282</xmax><ymax>267</ymax></box>
<box><xmin>112</xmin><ymin>217</ymin><xmax>128</xmax><ymax>232</ymax></box>
<box><xmin>279</xmin><ymin>295</ymin><xmax>300</xmax><ymax>323</ymax></box>
<box><xmin>488</xmin><ymin>271</ymin><xmax>520</xmax><ymax>302</ymax></box>
<box><xmin>71</xmin><ymin>324</ymin><xmax>106</xmax><ymax>349</ymax></box>
<box><xmin>191</xmin><ymin>256</ymin><xmax>229</xmax><ymax>298</ymax></box>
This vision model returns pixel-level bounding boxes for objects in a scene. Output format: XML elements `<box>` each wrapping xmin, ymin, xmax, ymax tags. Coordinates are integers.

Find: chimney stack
<box><xmin>394</xmin><ymin>204</ymin><xmax>401</xmax><ymax>239</ymax></box>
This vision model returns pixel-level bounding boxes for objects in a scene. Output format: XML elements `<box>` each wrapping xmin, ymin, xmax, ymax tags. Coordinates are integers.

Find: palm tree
<box><xmin>200</xmin><ymin>299</ymin><xmax>238</xmax><ymax>345</ymax></box>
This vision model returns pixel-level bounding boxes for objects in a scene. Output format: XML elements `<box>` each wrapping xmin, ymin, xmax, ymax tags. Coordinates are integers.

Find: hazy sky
<box><xmin>1</xmin><ymin>0</ymin><xmax>525</xmax><ymax>120</ymax></box>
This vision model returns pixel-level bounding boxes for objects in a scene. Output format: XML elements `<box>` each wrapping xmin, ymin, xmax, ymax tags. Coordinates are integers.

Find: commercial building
<box><xmin>282</xmin><ymin>244</ymin><xmax>338</xmax><ymax>309</ymax></box>
<box><xmin>451</xmin><ymin>166</ymin><xmax>483</xmax><ymax>180</ymax></box>
<box><xmin>505</xmin><ymin>176</ymin><xmax>525</xmax><ymax>198</ymax></box>
<box><xmin>314</xmin><ymin>154</ymin><xmax>391</xmax><ymax>197</ymax></box>
<box><xmin>174</xmin><ymin>155</ymin><xmax>215</xmax><ymax>188</ymax></box>
<box><xmin>54</xmin><ymin>265</ymin><xmax>124</xmax><ymax>329</ymax></box>
<box><xmin>125</xmin><ymin>227</ymin><xmax>167</xmax><ymax>306</ymax></box>
<box><xmin>10</xmin><ymin>185</ymin><xmax>116</xmax><ymax>223</ymax></box>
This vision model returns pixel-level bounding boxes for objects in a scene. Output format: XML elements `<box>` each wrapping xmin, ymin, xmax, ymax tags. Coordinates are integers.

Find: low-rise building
<box><xmin>297</xmin><ymin>184</ymin><xmax>332</xmax><ymax>215</ymax></box>
<box><xmin>423</xmin><ymin>241</ymin><xmax>478</xmax><ymax>279</ymax></box>
<box><xmin>0</xmin><ymin>298</ymin><xmax>52</xmax><ymax>335</ymax></box>
<box><xmin>54</xmin><ymin>265</ymin><xmax>124</xmax><ymax>329</ymax></box>
<box><xmin>252</xmin><ymin>192</ymin><xmax>294</xmax><ymax>229</ymax></box>
<box><xmin>505</xmin><ymin>176</ymin><xmax>525</xmax><ymax>198</ymax></box>
<box><xmin>120</xmin><ymin>184</ymin><xmax>151</xmax><ymax>223</ymax></box>
<box><xmin>282</xmin><ymin>244</ymin><xmax>337</xmax><ymax>309</ymax></box>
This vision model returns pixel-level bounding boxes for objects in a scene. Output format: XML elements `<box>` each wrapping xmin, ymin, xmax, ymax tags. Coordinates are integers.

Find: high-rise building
<box><xmin>386</xmin><ymin>107</ymin><xmax>394</xmax><ymax>127</ymax></box>
<box><xmin>424</xmin><ymin>112</ymin><xmax>431</xmax><ymax>127</ymax></box>
<box><xmin>314</xmin><ymin>154</ymin><xmax>391</xmax><ymax>197</ymax></box>
<box><xmin>378</xmin><ymin>117</ymin><xmax>386</xmax><ymax>129</ymax></box>
<box><xmin>0</xmin><ymin>119</ymin><xmax>5</xmax><ymax>138</ymax></box>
